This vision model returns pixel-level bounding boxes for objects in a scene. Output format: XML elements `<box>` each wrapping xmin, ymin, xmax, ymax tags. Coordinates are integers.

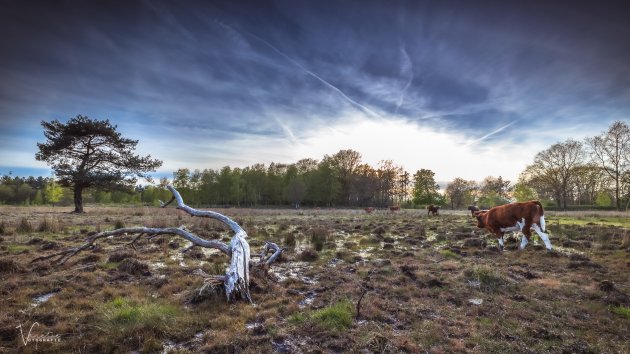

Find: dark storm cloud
<box><xmin>1</xmin><ymin>0</ymin><xmax>629</xmax><ymax>173</ymax></box>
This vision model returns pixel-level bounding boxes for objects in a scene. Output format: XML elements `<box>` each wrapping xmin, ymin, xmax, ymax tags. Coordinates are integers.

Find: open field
<box><xmin>1</xmin><ymin>206</ymin><xmax>629</xmax><ymax>353</ymax></box>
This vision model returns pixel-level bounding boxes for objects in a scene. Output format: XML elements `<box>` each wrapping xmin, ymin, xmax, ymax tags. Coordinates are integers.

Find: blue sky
<box><xmin>1</xmin><ymin>0</ymin><xmax>629</xmax><ymax>185</ymax></box>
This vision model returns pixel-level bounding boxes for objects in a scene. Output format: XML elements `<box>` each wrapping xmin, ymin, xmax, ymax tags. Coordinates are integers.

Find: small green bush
<box><xmin>610</xmin><ymin>306</ymin><xmax>630</xmax><ymax>319</ymax></box>
<box><xmin>102</xmin><ymin>297</ymin><xmax>180</xmax><ymax>335</ymax></box>
<box><xmin>439</xmin><ymin>249</ymin><xmax>459</xmax><ymax>259</ymax></box>
<box><xmin>311</xmin><ymin>300</ymin><xmax>354</xmax><ymax>331</ymax></box>
<box><xmin>288</xmin><ymin>312</ymin><xmax>307</xmax><ymax>324</ymax></box>
<box><xmin>6</xmin><ymin>244</ymin><xmax>30</xmax><ymax>254</ymax></box>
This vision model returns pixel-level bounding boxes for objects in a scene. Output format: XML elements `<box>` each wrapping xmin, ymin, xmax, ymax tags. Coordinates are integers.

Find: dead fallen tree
<box><xmin>32</xmin><ymin>185</ymin><xmax>282</xmax><ymax>302</ymax></box>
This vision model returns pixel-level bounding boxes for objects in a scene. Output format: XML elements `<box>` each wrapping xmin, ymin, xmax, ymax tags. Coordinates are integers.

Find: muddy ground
<box><xmin>0</xmin><ymin>206</ymin><xmax>629</xmax><ymax>353</ymax></box>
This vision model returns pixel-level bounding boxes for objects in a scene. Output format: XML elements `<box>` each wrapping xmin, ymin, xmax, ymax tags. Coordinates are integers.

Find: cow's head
<box><xmin>473</xmin><ymin>210</ymin><xmax>487</xmax><ymax>228</ymax></box>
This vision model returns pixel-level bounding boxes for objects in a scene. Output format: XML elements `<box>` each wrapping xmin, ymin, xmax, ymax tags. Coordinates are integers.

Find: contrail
<box><xmin>274</xmin><ymin>117</ymin><xmax>299</xmax><ymax>145</ymax></box>
<box><xmin>395</xmin><ymin>45</ymin><xmax>413</xmax><ymax>115</ymax></box>
<box><xmin>467</xmin><ymin>120</ymin><xmax>517</xmax><ymax>145</ymax></box>
<box><xmin>218</xmin><ymin>21</ymin><xmax>381</xmax><ymax>117</ymax></box>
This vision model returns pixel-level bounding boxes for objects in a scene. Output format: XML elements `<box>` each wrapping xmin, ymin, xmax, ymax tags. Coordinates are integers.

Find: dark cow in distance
<box><xmin>467</xmin><ymin>205</ymin><xmax>480</xmax><ymax>216</ymax></box>
<box><xmin>364</xmin><ymin>207</ymin><xmax>375</xmax><ymax>214</ymax></box>
<box><xmin>389</xmin><ymin>206</ymin><xmax>400</xmax><ymax>212</ymax></box>
<box><xmin>473</xmin><ymin>200</ymin><xmax>552</xmax><ymax>251</ymax></box>
<box><xmin>427</xmin><ymin>204</ymin><xmax>440</xmax><ymax>216</ymax></box>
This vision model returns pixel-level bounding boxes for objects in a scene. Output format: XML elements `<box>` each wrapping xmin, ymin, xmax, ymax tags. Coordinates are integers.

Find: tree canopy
<box><xmin>35</xmin><ymin>115</ymin><xmax>162</xmax><ymax>212</ymax></box>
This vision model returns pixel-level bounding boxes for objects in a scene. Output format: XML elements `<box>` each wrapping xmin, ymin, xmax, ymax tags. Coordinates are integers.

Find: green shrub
<box><xmin>113</xmin><ymin>220</ymin><xmax>125</xmax><ymax>229</ymax></box>
<box><xmin>288</xmin><ymin>312</ymin><xmax>307</xmax><ymax>324</ymax></box>
<box><xmin>102</xmin><ymin>297</ymin><xmax>180</xmax><ymax>336</ymax></box>
<box><xmin>439</xmin><ymin>249</ymin><xmax>459</xmax><ymax>259</ymax></box>
<box><xmin>6</xmin><ymin>244</ymin><xmax>30</xmax><ymax>254</ymax></box>
<box><xmin>311</xmin><ymin>300</ymin><xmax>354</xmax><ymax>331</ymax></box>
<box><xmin>610</xmin><ymin>306</ymin><xmax>630</xmax><ymax>319</ymax></box>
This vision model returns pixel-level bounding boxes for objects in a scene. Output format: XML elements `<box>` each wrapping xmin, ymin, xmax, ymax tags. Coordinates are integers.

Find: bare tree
<box><xmin>527</xmin><ymin>139</ymin><xmax>585</xmax><ymax>209</ymax></box>
<box><xmin>587</xmin><ymin>121</ymin><xmax>630</xmax><ymax>210</ymax></box>
<box><xmin>32</xmin><ymin>185</ymin><xmax>282</xmax><ymax>303</ymax></box>
<box><xmin>377</xmin><ymin>160</ymin><xmax>403</xmax><ymax>207</ymax></box>
<box><xmin>572</xmin><ymin>163</ymin><xmax>606</xmax><ymax>205</ymax></box>
<box><xmin>445</xmin><ymin>178</ymin><xmax>477</xmax><ymax>209</ymax></box>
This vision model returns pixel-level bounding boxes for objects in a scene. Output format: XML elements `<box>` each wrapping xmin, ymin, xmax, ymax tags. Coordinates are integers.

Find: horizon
<box><xmin>1</xmin><ymin>1</ymin><xmax>629</xmax><ymax>185</ymax></box>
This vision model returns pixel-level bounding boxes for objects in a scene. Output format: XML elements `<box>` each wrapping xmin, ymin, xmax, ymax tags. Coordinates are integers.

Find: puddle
<box><xmin>31</xmin><ymin>288</ymin><xmax>61</xmax><ymax>308</ymax></box>
<box><xmin>161</xmin><ymin>332</ymin><xmax>204</xmax><ymax>353</ymax></box>
<box><xmin>149</xmin><ymin>261</ymin><xmax>166</xmax><ymax>270</ymax></box>
<box><xmin>468</xmin><ymin>298</ymin><xmax>483</xmax><ymax>305</ymax></box>
<box><xmin>272</xmin><ymin>262</ymin><xmax>317</xmax><ymax>284</ymax></box>
<box><xmin>245</xmin><ymin>321</ymin><xmax>261</xmax><ymax>330</ymax></box>
<box><xmin>272</xmin><ymin>338</ymin><xmax>303</xmax><ymax>353</ymax></box>
<box><xmin>169</xmin><ymin>252</ymin><xmax>188</xmax><ymax>268</ymax></box>
<box><xmin>425</xmin><ymin>231</ymin><xmax>439</xmax><ymax>242</ymax></box>
<box><xmin>357</xmin><ymin>247</ymin><xmax>376</xmax><ymax>260</ymax></box>
<box><xmin>298</xmin><ymin>290</ymin><xmax>317</xmax><ymax>308</ymax></box>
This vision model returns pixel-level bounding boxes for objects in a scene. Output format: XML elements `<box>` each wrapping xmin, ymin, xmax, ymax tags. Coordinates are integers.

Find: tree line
<box><xmin>1</xmin><ymin>118</ymin><xmax>628</xmax><ymax>210</ymax></box>
<box><xmin>443</xmin><ymin>121</ymin><xmax>630</xmax><ymax>210</ymax></box>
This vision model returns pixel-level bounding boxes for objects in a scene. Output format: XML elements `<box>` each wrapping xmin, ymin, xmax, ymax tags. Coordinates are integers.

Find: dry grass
<box><xmin>0</xmin><ymin>205</ymin><xmax>628</xmax><ymax>352</ymax></box>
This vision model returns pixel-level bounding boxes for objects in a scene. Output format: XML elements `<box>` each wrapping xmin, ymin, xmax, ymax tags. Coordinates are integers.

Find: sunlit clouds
<box><xmin>0</xmin><ymin>1</ymin><xmax>628</xmax><ymax>181</ymax></box>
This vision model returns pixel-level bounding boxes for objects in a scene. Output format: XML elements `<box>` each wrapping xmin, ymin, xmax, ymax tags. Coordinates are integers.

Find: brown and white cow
<box><xmin>364</xmin><ymin>207</ymin><xmax>375</xmax><ymax>214</ymax></box>
<box><xmin>473</xmin><ymin>200</ymin><xmax>551</xmax><ymax>251</ymax></box>
<box><xmin>427</xmin><ymin>204</ymin><xmax>440</xmax><ymax>216</ymax></box>
<box><xmin>389</xmin><ymin>205</ymin><xmax>400</xmax><ymax>212</ymax></box>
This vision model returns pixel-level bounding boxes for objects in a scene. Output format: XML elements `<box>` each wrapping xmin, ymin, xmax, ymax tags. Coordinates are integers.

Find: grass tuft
<box><xmin>6</xmin><ymin>244</ymin><xmax>30</xmax><ymax>254</ymax></box>
<box><xmin>310</xmin><ymin>227</ymin><xmax>329</xmax><ymax>251</ymax></box>
<box><xmin>37</xmin><ymin>217</ymin><xmax>63</xmax><ymax>233</ymax></box>
<box><xmin>311</xmin><ymin>300</ymin><xmax>354</xmax><ymax>331</ymax></box>
<box><xmin>16</xmin><ymin>217</ymin><xmax>33</xmax><ymax>234</ymax></box>
<box><xmin>610</xmin><ymin>306</ymin><xmax>630</xmax><ymax>319</ymax></box>
<box><xmin>465</xmin><ymin>265</ymin><xmax>508</xmax><ymax>293</ymax></box>
<box><xmin>439</xmin><ymin>249</ymin><xmax>459</xmax><ymax>259</ymax></box>
<box><xmin>101</xmin><ymin>297</ymin><xmax>182</xmax><ymax>339</ymax></box>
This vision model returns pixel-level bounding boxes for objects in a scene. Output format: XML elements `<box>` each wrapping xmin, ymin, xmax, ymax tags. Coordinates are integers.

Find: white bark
<box><xmin>33</xmin><ymin>185</ymin><xmax>281</xmax><ymax>303</ymax></box>
<box><xmin>161</xmin><ymin>185</ymin><xmax>252</xmax><ymax>301</ymax></box>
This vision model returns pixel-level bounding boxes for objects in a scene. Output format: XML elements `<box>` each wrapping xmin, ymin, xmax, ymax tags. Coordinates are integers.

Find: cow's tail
<box><xmin>533</xmin><ymin>200</ymin><xmax>546</xmax><ymax>232</ymax></box>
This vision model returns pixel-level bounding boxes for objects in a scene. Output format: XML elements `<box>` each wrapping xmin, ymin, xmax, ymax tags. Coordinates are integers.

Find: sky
<box><xmin>1</xmin><ymin>0</ymin><xmax>629</xmax><ymax>186</ymax></box>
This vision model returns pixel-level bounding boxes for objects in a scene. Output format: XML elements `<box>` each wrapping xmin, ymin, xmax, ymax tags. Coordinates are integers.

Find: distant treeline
<box><xmin>1</xmin><ymin>122</ymin><xmax>628</xmax><ymax>210</ymax></box>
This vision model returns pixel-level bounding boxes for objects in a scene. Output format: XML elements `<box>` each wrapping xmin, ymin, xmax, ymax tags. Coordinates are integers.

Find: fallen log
<box><xmin>32</xmin><ymin>185</ymin><xmax>282</xmax><ymax>302</ymax></box>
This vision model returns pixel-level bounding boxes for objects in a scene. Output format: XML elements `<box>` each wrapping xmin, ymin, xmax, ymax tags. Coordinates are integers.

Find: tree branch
<box><xmin>31</xmin><ymin>227</ymin><xmax>230</xmax><ymax>264</ymax></box>
<box><xmin>162</xmin><ymin>185</ymin><xmax>246</xmax><ymax>237</ymax></box>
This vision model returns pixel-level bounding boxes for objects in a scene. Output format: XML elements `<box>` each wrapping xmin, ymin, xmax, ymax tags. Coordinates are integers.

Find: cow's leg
<box><xmin>519</xmin><ymin>233</ymin><xmax>529</xmax><ymax>249</ymax></box>
<box><xmin>497</xmin><ymin>236</ymin><xmax>504</xmax><ymax>251</ymax></box>
<box><xmin>516</xmin><ymin>218</ymin><xmax>525</xmax><ymax>231</ymax></box>
<box><xmin>519</xmin><ymin>222</ymin><xmax>532</xmax><ymax>250</ymax></box>
<box><xmin>533</xmin><ymin>224</ymin><xmax>552</xmax><ymax>251</ymax></box>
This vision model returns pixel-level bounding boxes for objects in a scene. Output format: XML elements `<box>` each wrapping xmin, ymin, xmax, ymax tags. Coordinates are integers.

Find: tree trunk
<box><xmin>615</xmin><ymin>181</ymin><xmax>620</xmax><ymax>211</ymax></box>
<box><xmin>73</xmin><ymin>186</ymin><xmax>84</xmax><ymax>213</ymax></box>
